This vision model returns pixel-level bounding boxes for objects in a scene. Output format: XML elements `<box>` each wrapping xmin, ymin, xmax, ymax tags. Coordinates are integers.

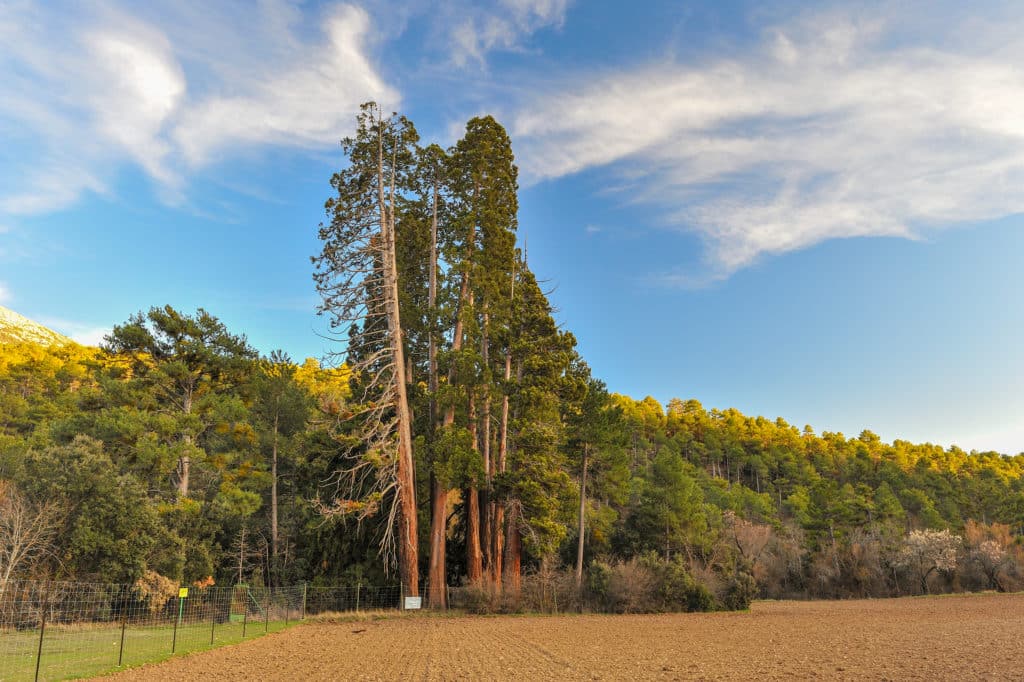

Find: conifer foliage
<box><xmin>0</xmin><ymin>104</ymin><xmax>1022</xmax><ymax>608</ymax></box>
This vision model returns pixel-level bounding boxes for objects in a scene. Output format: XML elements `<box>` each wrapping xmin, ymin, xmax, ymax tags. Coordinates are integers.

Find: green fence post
<box><xmin>356</xmin><ymin>581</ymin><xmax>360</xmax><ymax>612</ymax></box>
<box><xmin>172</xmin><ymin>588</ymin><xmax>185</xmax><ymax>654</ymax></box>
<box><xmin>301</xmin><ymin>582</ymin><xmax>307</xmax><ymax>620</ymax></box>
<box><xmin>264</xmin><ymin>590</ymin><xmax>270</xmax><ymax>633</ymax></box>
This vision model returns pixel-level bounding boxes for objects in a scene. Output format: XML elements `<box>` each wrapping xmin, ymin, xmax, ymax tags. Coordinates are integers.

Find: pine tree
<box><xmin>250</xmin><ymin>351</ymin><xmax>311</xmax><ymax>584</ymax></box>
<box><xmin>103</xmin><ymin>306</ymin><xmax>257</xmax><ymax>498</ymax></box>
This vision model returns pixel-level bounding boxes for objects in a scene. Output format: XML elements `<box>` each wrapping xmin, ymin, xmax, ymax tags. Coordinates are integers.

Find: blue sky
<box><xmin>1</xmin><ymin>0</ymin><xmax>1022</xmax><ymax>454</ymax></box>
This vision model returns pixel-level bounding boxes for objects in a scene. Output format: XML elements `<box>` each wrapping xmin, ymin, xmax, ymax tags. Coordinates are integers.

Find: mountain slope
<box><xmin>0</xmin><ymin>305</ymin><xmax>71</xmax><ymax>346</ymax></box>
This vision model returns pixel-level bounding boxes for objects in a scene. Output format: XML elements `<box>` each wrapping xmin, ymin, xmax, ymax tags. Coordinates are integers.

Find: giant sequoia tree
<box><xmin>313</xmin><ymin>103</ymin><xmax>420</xmax><ymax>597</ymax></box>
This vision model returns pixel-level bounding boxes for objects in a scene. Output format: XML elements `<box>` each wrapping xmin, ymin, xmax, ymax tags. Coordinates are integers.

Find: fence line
<box><xmin>0</xmin><ymin>579</ymin><xmax>429</xmax><ymax>682</ymax></box>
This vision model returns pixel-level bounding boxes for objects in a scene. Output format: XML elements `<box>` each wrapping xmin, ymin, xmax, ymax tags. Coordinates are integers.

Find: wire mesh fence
<box><xmin>303</xmin><ymin>585</ymin><xmax>400</xmax><ymax>615</ymax></box>
<box><xmin>0</xmin><ymin>579</ymin><xmax>417</xmax><ymax>682</ymax></box>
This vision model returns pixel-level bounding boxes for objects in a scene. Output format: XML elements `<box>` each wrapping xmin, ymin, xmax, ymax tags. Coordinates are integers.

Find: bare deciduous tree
<box><xmin>0</xmin><ymin>480</ymin><xmax>62</xmax><ymax>598</ymax></box>
<box><xmin>964</xmin><ymin>520</ymin><xmax>1014</xmax><ymax>591</ymax></box>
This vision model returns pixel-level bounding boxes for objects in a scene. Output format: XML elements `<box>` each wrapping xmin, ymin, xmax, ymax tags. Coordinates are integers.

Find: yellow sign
<box><xmin>178</xmin><ymin>587</ymin><xmax>189</xmax><ymax>598</ymax></box>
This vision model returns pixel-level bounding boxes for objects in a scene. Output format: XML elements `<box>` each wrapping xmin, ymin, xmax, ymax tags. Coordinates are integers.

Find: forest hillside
<box><xmin>2</xmin><ymin>107</ymin><xmax>1022</xmax><ymax>613</ymax></box>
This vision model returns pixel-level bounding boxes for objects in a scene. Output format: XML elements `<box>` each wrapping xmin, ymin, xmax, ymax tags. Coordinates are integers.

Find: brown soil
<box><xmin>100</xmin><ymin>593</ymin><xmax>1024</xmax><ymax>681</ymax></box>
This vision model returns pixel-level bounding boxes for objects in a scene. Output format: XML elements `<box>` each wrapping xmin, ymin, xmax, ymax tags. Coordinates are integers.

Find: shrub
<box><xmin>640</xmin><ymin>554</ymin><xmax>715</xmax><ymax>612</ymax></box>
<box><xmin>604</xmin><ymin>558</ymin><xmax>657</xmax><ymax>613</ymax></box>
<box><xmin>455</xmin><ymin>582</ymin><xmax>500</xmax><ymax>615</ymax></box>
<box><xmin>585</xmin><ymin>555</ymin><xmax>718</xmax><ymax>614</ymax></box>
<box><xmin>133</xmin><ymin>570</ymin><xmax>178</xmax><ymax>614</ymax></box>
<box><xmin>721</xmin><ymin>571</ymin><xmax>758</xmax><ymax>611</ymax></box>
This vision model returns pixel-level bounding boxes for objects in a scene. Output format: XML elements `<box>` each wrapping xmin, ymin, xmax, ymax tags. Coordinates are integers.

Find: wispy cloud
<box><xmin>173</xmin><ymin>4</ymin><xmax>396</xmax><ymax>167</ymax></box>
<box><xmin>449</xmin><ymin>0</ymin><xmax>571</xmax><ymax>67</ymax></box>
<box><xmin>0</xmin><ymin>281</ymin><xmax>10</xmax><ymax>304</ymax></box>
<box><xmin>0</xmin><ymin>1</ymin><xmax>394</xmax><ymax>215</ymax></box>
<box><xmin>513</xmin><ymin>4</ymin><xmax>1024</xmax><ymax>279</ymax></box>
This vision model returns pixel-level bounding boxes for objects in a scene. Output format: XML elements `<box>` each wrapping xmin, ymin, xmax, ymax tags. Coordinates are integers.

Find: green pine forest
<box><xmin>2</xmin><ymin>103</ymin><xmax>1023</xmax><ymax>612</ymax></box>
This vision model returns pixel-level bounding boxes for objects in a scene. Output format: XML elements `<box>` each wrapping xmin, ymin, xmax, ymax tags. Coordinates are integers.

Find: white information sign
<box><xmin>403</xmin><ymin>596</ymin><xmax>422</xmax><ymax>610</ymax></box>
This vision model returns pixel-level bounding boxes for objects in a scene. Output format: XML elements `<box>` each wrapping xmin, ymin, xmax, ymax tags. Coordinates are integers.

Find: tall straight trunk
<box><xmin>377</xmin><ymin>114</ymin><xmax>417</xmax><ymax>597</ymax></box>
<box><xmin>427</xmin><ymin>214</ymin><xmax>475</xmax><ymax>605</ymax></box>
<box><xmin>426</xmin><ymin>168</ymin><xmax>444</xmax><ymax>608</ymax></box>
<box><xmin>178</xmin><ymin>450</ymin><xmax>191</xmax><ymax>497</ymax></box>
<box><xmin>427</xmin><ymin>485</ymin><xmax>447</xmax><ymax>607</ymax></box>
<box><xmin>237</xmin><ymin>527</ymin><xmax>246</xmax><ymax>584</ymax></box>
<box><xmin>480</xmin><ymin>306</ymin><xmax>492</xmax><ymax>573</ymax></box>
<box><xmin>466</xmin><ymin>393</ymin><xmax>483</xmax><ymax>584</ymax></box>
<box><xmin>489</xmin><ymin>265</ymin><xmax>515</xmax><ymax>589</ymax></box>
<box><xmin>504</xmin><ymin>504</ymin><xmax>521</xmax><ymax>594</ymax></box>
<box><xmin>502</xmin><ymin>359</ymin><xmax>524</xmax><ymax>594</ymax></box>
<box><xmin>427</xmin><ymin>177</ymin><xmax>439</xmax><ymax>429</ymax></box>
<box><xmin>490</xmin><ymin>358</ymin><xmax>508</xmax><ymax>588</ymax></box>
<box><xmin>575</xmin><ymin>444</ymin><xmax>589</xmax><ymax>586</ymax></box>
<box><xmin>428</xmin><ymin>473</ymin><xmax>446</xmax><ymax>607</ymax></box>
<box><xmin>271</xmin><ymin>412</ymin><xmax>279</xmax><ymax>564</ymax></box>
<box><xmin>177</xmin><ymin>391</ymin><xmax>193</xmax><ymax>497</ymax></box>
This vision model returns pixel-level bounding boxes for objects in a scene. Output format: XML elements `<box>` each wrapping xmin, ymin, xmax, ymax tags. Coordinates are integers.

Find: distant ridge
<box><xmin>0</xmin><ymin>305</ymin><xmax>71</xmax><ymax>346</ymax></box>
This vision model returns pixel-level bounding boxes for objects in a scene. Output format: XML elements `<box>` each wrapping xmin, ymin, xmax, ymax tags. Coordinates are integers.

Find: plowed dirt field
<box><xmin>101</xmin><ymin>593</ymin><xmax>1024</xmax><ymax>680</ymax></box>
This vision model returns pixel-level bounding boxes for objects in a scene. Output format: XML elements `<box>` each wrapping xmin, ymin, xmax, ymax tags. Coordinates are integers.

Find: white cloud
<box><xmin>85</xmin><ymin>24</ymin><xmax>185</xmax><ymax>187</ymax></box>
<box><xmin>0</xmin><ymin>282</ymin><xmax>10</xmax><ymax>304</ymax></box>
<box><xmin>173</xmin><ymin>5</ymin><xmax>396</xmax><ymax>166</ymax></box>
<box><xmin>449</xmin><ymin>0</ymin><xmax>570</xmax><ymax>67</ymax></box>
<box><xmin>0</xmin><ymin>1</ymin><xmax>394</xmax><ymax>214</ymax></box>
<box><xmin>513</xmin><ymin>5</ymin><xmax>1024</xmax><ymax>278</ymax></box>
<box><xmin>70</xmin><ymin>327</ymin><xmax>112</xmax><ymax>347</ymax></box>
<box><xmin>956</xmin><ymin>419</ymin><xmax>1024</xmax><ymax>455</ymax></box>
<box><xmin>39</xmin><ymin>317</ymin><xmax>110</xmax><ymax>347</ymax></box>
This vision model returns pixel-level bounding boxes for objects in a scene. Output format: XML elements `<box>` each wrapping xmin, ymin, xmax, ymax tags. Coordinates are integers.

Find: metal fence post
<box><xmin>264</xmin><ymin>589</ymin><xmax>270</xmax><ymax>633</ymax></box>
<box><xmin>34</xmin><ymin>584</ymin><xmax>48</xmax><ymax>682</ymax></box>
<box><xmin>171</xmin><ymin>591</ymin><xmax>184</xmax><ymax>654</ymax></box>
<box><xmin>356</xmin><ymin>581</ymin><xmax>360</xmax><ymax>612</ymax></box>
<box><xmin>301</xmin><ymin>582</ymin><xmax>307</xmax><ymax>620</ymax></box>
<box><xmin>242</xmin><ymin>601</ymin><xmax>248</xmax><ymax>638</ymax></box>
<box><xmin>210</xmin><ymin>589</ymin><xmax>217</xmax><ymax>646</ymax></box>
<box><xmin>118</xmin><ymin>605</ymin><xmax>128</xmax><ymax>666</ymax></box>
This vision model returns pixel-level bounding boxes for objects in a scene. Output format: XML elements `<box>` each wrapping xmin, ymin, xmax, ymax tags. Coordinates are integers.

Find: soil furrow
<box><xmin>100</xmin><ymin>594</ymin><xmax>1024</xmax><ymax>681</ymax></box>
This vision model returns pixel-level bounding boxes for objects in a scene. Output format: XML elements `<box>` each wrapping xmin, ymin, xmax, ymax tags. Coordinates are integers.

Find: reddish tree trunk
<box><xmin>490</xmin><ymin>354</ymin><xmax>510</xmax><ymax>590</ymax></box>
<box><xmin>481</xmin><ymin>307</ymin><xmax>493</xmax><ymax>574</ymax></box>
<box><xmin>466</xmin><ymin>394</ymin><xmax>483</xmax><ymax>584</ymax></box>
<box><xmin>377</xmin><ymin>112</ymin><xmax>417</xmax><ymax>597</ymax></box>
<box><xmin>427</xmin><ymin>474</ymin><xmax>447</xmax><ymax>607</ymax></box>
<box><xmin>427</xmin><ymin>219</ymin><xmax>474</xmax><ymax>604</ymax></box>
<box><xmin>425</xmin><ymin>152</ymin><xmax>443</xmax><ymax>608</ymax></box>
<box><xmin>504</xmin><ymin>505</ymin><xmax>521</xmax><ymax>595</ymax></box>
